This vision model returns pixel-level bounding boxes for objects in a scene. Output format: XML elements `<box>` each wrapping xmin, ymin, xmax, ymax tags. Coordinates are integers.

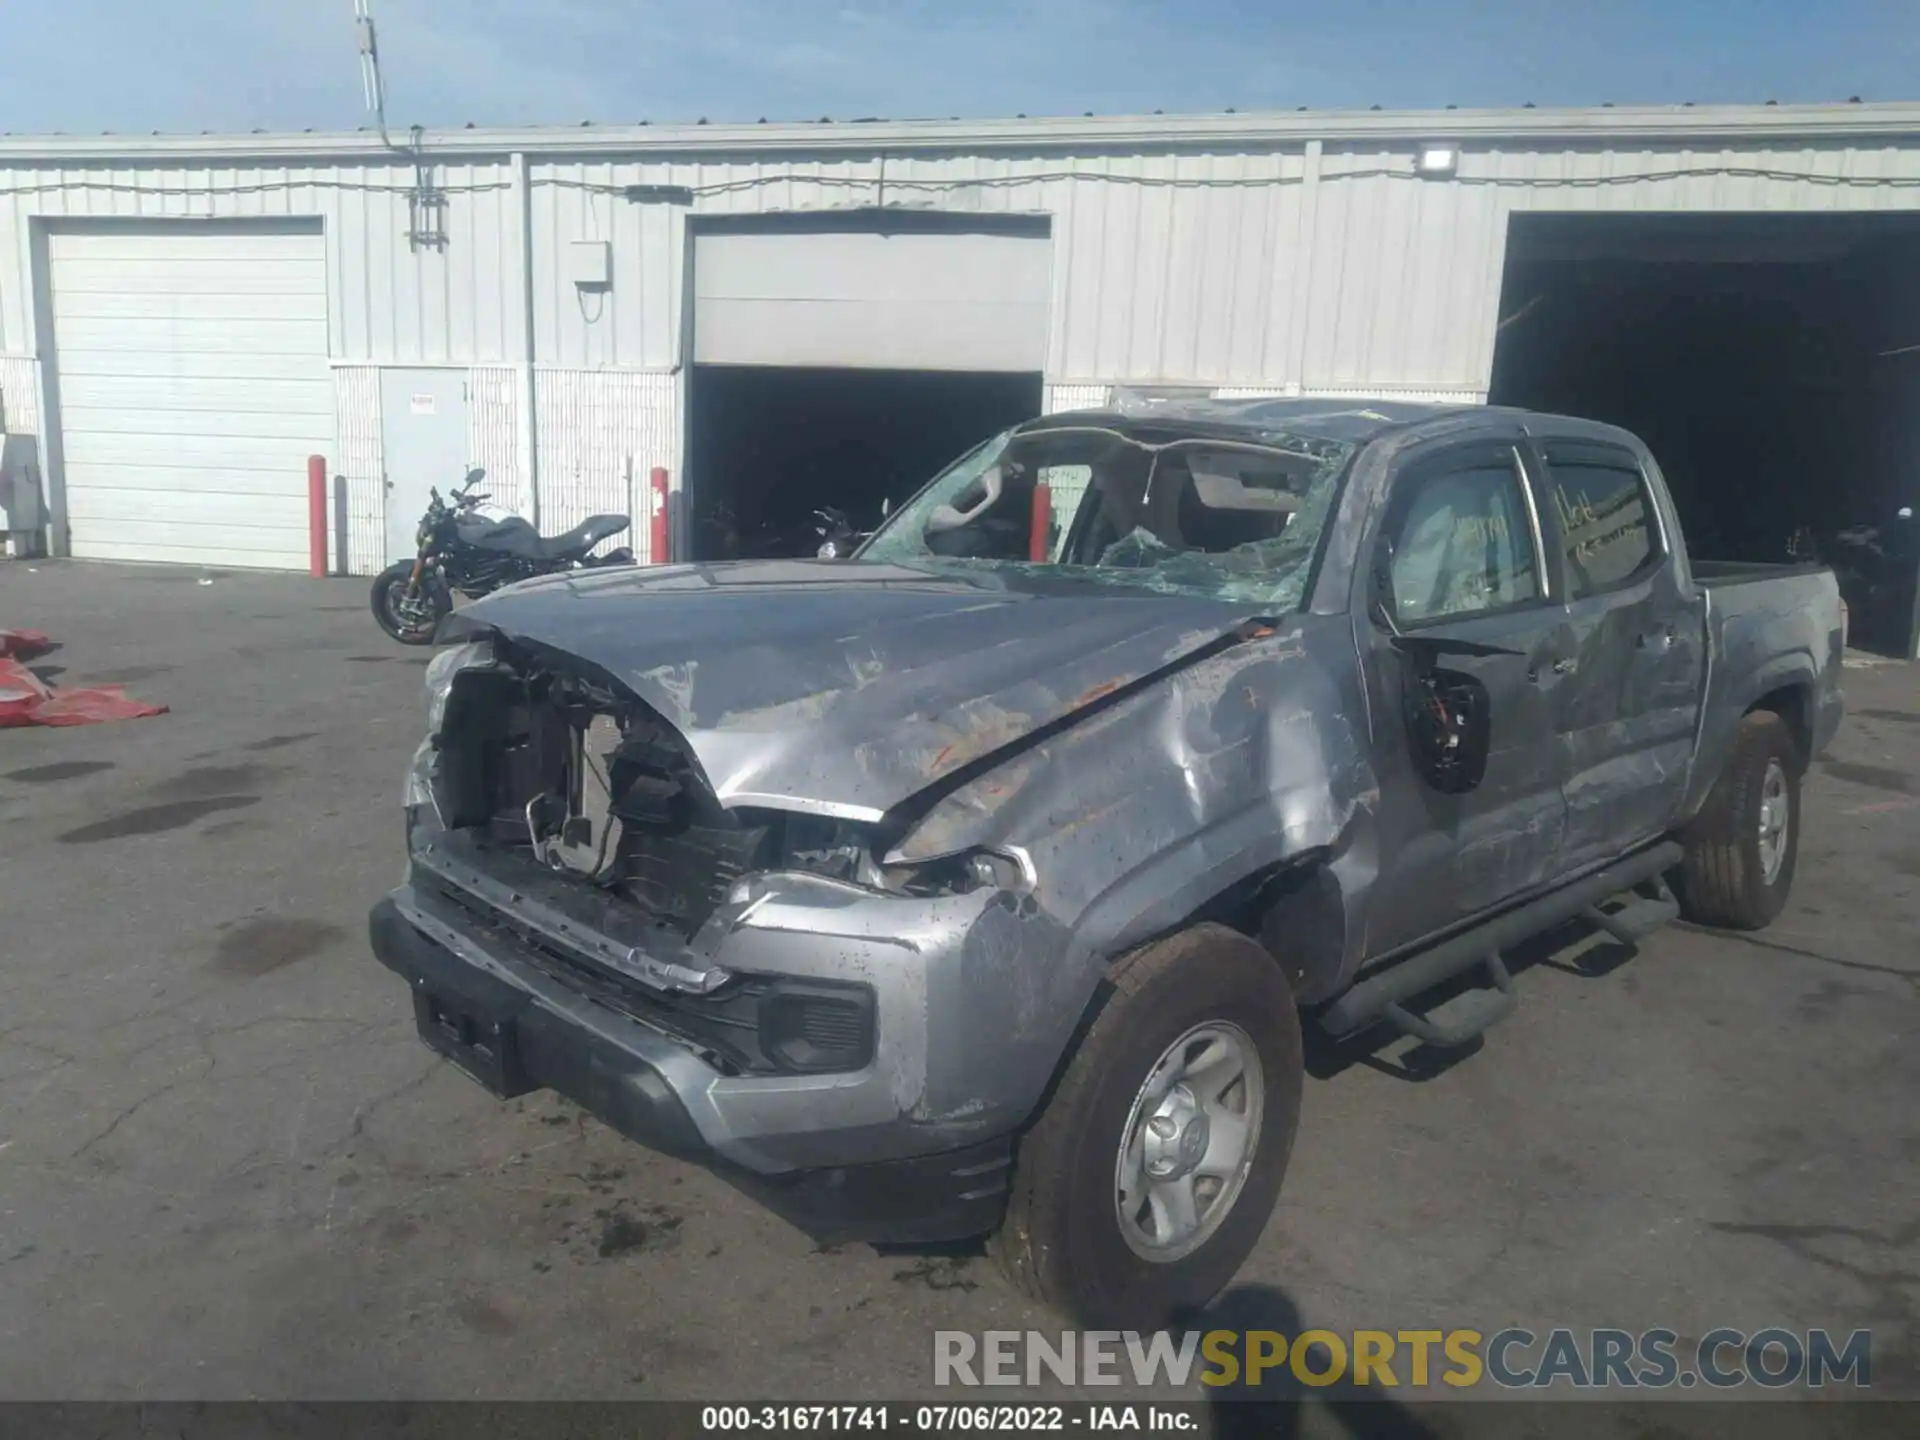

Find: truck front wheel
<box><xmin>991</xmin><ymin>923</ymin><xmax>1302</xmax><ymax>1326</ymax></box>
<box><xmin>1676</xmin><ymin>709</ymin><xmax>1802</xmax><ymax>930</ymax></box>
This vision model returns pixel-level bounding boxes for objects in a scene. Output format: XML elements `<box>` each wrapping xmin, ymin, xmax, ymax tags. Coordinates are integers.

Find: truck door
<box><xmin>1529</xmin><ymin>436</ymin><xmax>1706</xmax><ymax>872</ymax></box>
<box><xmin>1360</xmin><ymin>440</ymin><xmax>1570</xmax><ymax>955</ymax></box>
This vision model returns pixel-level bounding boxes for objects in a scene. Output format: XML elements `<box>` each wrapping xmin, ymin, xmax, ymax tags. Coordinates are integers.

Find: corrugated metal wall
<box><xmin>0</xmin><ymin>158</ymin><xmax>523</xmax><ymax>363</ymax></box>
<box><xmin>467</xmin><ymin>365</ymin><xmax>521</xmax><ymax>506</ymax></box>
<box><xmin>5</xmin><ymin>131</ymin><xmax>1920</xmax><ymax>571</ymax></box>
<box><xmin>0</xmin><ymin>353</ymin><xmax>37</xmax><ymax>433</ymax></box>
<box><xmin>1045</xmin><ymin>384</ymin><xmax>1111</xmax><ymax>414</ymax></box>
<box><xmin>330</xmin><ymin>366</ymin><xmax>385</xmax><ymax>576</ymax></box>
<box><xmin>533</xmin><ymin>369</ymin><xmax>675</xmax><ymax>562</ymax></box>
<box><xmin>519</xmin><ymin>142</ymin><xmax>1920</xmax><ymax>392</ymax></box>
<box><xmin>7</xmin><ymin>140</ymin><xmax>1920</xmax><ymax>387</ymax></box>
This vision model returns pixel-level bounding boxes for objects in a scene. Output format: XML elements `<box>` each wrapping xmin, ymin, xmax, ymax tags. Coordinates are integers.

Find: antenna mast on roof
<box><xmin>352</xmin><ymin>1</ymin><xmax>442</xmax><ymax>250</ymax></box>
<box><xmin>353</xmin><ymin>0</ymin><xmax>394</xmax><ymax>149</ymax></box>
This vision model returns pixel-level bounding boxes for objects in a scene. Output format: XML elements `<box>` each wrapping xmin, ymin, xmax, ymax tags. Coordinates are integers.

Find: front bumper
<box><xmin>368</xmin><ymin>828</ymin><xmax>1070</xmax><ymax>1243</ymax></box>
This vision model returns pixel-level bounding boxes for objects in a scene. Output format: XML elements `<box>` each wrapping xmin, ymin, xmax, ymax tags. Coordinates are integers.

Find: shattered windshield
<box><xmin>858</xmin><ymin>424</ymin><xmax>1356</xmax><ymax>607</ymax></box>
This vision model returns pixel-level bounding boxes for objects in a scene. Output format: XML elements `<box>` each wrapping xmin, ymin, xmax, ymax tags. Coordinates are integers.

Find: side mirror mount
<box><xmin>1367</xmin><ymin>549</ymin><xmax>1406</xmax><ymax>637</ymax></box>
<box><xmin>1367</xmin><ymin>532</ymin><xmax>1510</xmax><ymax>795</ymax></box>
<box><xmin>1402</xmin><ymin>665</ymin><xmax>1493</xmax><ymax>795</ymax></box>
<box><xmin>1371</xmin><ymin>562</ymin><xmax>1519</xmax><ymax>795</ymax></box>
<box><xmin>1369</xmin><ymin>588</ymin><xmax>1403</xmax><ymax>640</ymax></box>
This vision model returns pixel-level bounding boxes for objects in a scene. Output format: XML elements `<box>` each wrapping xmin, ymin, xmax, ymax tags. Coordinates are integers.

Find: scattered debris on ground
<box><xmin>592</xmin><ymin>1200</ymin><xmax>683</xmax><ymax>1259</ymax></box>
<box><xmin>890</xmin><ymin>1256</ymin><xmax>980</xmax><ymax>1292</ymax></box>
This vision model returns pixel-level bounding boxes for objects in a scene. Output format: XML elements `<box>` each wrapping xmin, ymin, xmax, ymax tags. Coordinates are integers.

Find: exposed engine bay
<box><xmin>425</xmin><ymin>639</ymin><xmax>1017</xmax><ymax>947</ymax></box>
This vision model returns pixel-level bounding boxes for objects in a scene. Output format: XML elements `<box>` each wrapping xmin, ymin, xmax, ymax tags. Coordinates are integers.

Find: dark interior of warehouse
<box><xmin>683</xmin><ymin>366</ymin><xmax>1043</xmax><ymax>561</ymax></box>
<box><xmin>1490</xmin><ymin>212</ymin><xmax>1920</xmax><ymax>656</ymax></box>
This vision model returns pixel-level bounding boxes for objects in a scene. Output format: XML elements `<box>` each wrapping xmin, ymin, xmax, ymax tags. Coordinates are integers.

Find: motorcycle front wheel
<box><xmin>370</xmin><ymin>560</ymin><xmax>450</xmax><ymax>645</ymax></box>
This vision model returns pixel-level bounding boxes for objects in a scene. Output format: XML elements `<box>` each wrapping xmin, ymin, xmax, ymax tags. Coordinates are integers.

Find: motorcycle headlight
<box><xmin>423</xmin><ymin>638</ymin><xmax>494</xmax><ymax>735</ymax></box>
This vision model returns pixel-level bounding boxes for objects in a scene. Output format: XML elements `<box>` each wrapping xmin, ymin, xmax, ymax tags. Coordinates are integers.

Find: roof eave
<box><xmin>2</xmin><ymin>102</ymin><xmax>1918</xmax><ymax>164</ymax></box>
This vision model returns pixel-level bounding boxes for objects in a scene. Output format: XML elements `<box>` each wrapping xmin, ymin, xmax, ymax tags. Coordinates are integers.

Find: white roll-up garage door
<box><xmin>48</xmin><ymin>225</ymin><xmax>332</xmax><ymax>569</ymax></box>
<box><xmin>693</xmin><ymin>217</ymin><xmax>1052</xmax><ymax>371</ymax></box>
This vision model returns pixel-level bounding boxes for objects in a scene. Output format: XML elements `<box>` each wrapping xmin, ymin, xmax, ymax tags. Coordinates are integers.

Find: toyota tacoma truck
<box><xmin>369</xmin><ymin>396</ymin><xmax>1844</xmax><ymax>1325</ymax></box>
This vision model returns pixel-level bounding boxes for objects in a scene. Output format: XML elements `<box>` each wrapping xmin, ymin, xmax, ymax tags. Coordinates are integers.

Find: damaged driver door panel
<box><xmin>1361</xmin><ymin>440</ymin><xmax>1569</xmax><ymax>955</ymax></box>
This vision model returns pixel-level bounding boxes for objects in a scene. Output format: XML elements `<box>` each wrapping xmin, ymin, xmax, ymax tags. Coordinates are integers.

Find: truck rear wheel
<box><xmin>1676</xmin><ymin>709</ymin><xmax>1801</xmax><ymax>930</ymax></box>
<box><xmin>991</xmin><ymin>923</ymin><xmax>1302</xmax><ymax>1326</ymax></box>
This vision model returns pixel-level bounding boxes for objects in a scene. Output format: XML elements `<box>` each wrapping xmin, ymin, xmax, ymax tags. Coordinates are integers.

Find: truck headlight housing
<box><xmin>882</xmin><ymin>847</ymin><xmax>1030</xmax><ymax>896</ymax></box>
<box><xmin>423</xmin><ymin>638</ymin><xmax>494</xmax><ymax>735</ymax></box>
<box><xmin>744</xmin><ymin>809</ymin><xmax>1031</xmax><ymax>898</ymax></box>
<box><xmin>403</xmin><ymin>736</ymin><xmax>438</xmax><ymax>815</ymax></box>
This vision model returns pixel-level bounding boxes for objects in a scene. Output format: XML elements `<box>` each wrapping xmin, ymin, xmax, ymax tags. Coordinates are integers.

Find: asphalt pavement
<box><xmin>0</xmin><ymin>559</ymin><xmax>1915</xmax><ymax>1424</ymax></box>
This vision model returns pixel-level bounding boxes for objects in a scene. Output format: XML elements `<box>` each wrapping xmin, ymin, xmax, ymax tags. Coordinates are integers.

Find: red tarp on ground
<box><xmin>0</xmin><ymin>630</ymin><xmax>168</xmax><ymax>728</ymax></box>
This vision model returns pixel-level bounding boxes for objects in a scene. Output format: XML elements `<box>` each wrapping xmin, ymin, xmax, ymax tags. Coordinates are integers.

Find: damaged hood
<box><xmin>451</xmin><ymin>558</ymin><xmax>1260</xmax><ymax>820</ymax></box>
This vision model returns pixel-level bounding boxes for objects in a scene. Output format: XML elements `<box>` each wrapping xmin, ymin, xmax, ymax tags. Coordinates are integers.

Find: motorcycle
<box><xmin>814</xmin><ymin>500</ymin><xmax>889</xmax><ymax>559</ymax></box>
<box><xmin>1783</xmin><ymin>506</ymin><xmax>1918</xmax><ymax>656</ymax></box>
<box><xmin>370</xmin><ymin>467</ymin><xmax>634</xmax><ymax>644</ymax></box>
<box><xmin>813</xmin><ymin>507</ymin><xmax>860</xmax><ymax>559</ymax></box>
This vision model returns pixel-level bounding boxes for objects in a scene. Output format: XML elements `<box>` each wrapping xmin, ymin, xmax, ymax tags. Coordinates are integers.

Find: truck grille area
<box><xmin>605</xmin><ymin>729</ymin><xmax>772</xmax><ymax>935</ymax></box>
<box><xmin>437</xmin><ymin>653</ymin><xmax>773</xmax><ymax>940</ymax></box>
<box><xmin>423</xmin><ymin>647</ymin><xmax>876</xmax><ymax>1077</ymax></box>
<box><xmin>616</xmin><ymin>824</ymin><xmax>766</xmax><ymax>937</ymax></box>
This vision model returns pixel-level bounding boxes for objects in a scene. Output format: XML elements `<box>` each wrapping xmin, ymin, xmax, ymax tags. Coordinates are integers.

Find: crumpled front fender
<box><xmin>889</xmin><ymin>618</ymin><xmax>1381</xmax><ymax>1007</ymax></box>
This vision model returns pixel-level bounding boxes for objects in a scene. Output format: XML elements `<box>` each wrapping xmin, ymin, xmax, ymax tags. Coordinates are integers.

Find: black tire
<box><xmin>1676</xmin><ymin>709</ymin><xmax>1801</xmax><ymax>931</ymax></box>
<box><xmin>369</xmin><ymin>560</ymin><xmax>448</xmax><ymax>646</ymax></box>
<box><xmin>991</xmin><ymin>923</ymin><xmax>1303</xmax><ymax>1327</ymax></box>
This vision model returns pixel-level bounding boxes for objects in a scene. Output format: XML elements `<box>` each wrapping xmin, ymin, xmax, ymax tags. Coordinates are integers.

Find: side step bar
<box><xmin>1585</xmin><ymin>874</ymin><xmax>1681</xmax><ymax>945</ymax></box>
<box><xmin>1319</xmin><ymin>841</ymin><xmax>1685</xmax><ymax>1046</ymax></box>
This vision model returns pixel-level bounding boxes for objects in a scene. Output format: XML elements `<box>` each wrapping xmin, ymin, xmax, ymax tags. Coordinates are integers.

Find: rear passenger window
<box><xmin>1546</xmin><ymin>454</ymin><xmax>1659</xmax><ymax>597</ymax></box>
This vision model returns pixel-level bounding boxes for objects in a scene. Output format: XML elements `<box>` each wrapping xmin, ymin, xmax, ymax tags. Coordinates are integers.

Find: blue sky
<box><xmin>1</xmin><ymin>1</ymin><xmax>1915</xmax><ymax>135</ymax></box>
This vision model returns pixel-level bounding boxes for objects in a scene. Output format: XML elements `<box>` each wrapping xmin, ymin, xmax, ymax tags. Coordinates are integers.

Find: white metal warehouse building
<box><xmin>3</xmin><ymin>101</ymin><xmax>1919</xmax><ymax>650</ymax></box>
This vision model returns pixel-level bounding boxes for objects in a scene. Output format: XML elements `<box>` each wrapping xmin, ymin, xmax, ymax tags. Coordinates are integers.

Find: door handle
<box><xmin>1551</xmin><ymin>658</ymin><xmax>1578</xmax><ymax>676</ymax></box>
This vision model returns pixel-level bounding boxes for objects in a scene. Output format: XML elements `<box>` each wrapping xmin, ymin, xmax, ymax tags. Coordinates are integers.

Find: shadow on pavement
<box><xmin>1193</xmin><ymin>1283</ymin><xmax>1441</xmax><ymax>1440</ymax></box>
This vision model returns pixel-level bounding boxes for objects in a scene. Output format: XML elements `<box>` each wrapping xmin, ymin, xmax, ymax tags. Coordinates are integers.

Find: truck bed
<box><xmin>1692</xmin><ymin>558</ymin><xmax>1832</xmax><ymax>587</ymax></box>
<box><xmin>1681</xmin><ymin>559</ymin><xmax>1846</xmax><ymax>821</ymax></box>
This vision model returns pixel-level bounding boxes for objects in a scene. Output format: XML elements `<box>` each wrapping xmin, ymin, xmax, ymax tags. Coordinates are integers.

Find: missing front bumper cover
<box><xmin>368</xmin><ymin>895</ymin><xmax>1006</xmax><ymax>1244</ymax></box>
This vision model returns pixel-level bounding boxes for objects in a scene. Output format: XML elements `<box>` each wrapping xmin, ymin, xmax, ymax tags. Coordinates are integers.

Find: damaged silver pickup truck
<box><xmin>370</xmin><ymin>396</ymin><xmax>1844</xmax><ymax>1324</ymax></box>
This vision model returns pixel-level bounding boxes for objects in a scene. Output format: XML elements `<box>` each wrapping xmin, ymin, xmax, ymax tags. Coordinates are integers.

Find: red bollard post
<box><xmin>1029</xmin><ymin>481</ymin><xmax>1053</xmax><ymax>562</ymax></box>
<box><xmin>307</xmin><ymin>455</ymin><xmax>329</xmax><ymax>577</ymax></box>
<box><xmin>649</xmin><ymin>466</ymin><xmax>671</xmax><ymax>564</ymax></box>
